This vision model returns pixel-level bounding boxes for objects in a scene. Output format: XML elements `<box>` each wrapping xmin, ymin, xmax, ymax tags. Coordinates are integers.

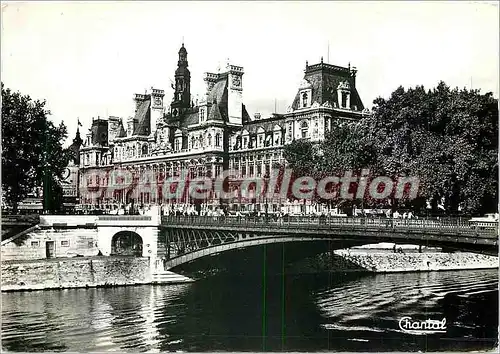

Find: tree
<box><xmin>1</xmin><ymin>83</ymin><xmax>69</xmax><ymax>213</ymax></box>
<box><xmin>367</xmin><ymin>82</ymin><xmax>498</xmax><ymax>215</ymax></box>
<box><xmin>283</xmin><ymin>82</ymin><xmax>498</xmax><ymax>216</ymax></box>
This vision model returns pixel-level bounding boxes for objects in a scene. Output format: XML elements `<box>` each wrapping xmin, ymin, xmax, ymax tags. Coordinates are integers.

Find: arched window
<box><xmin>207</xmin><ymin>134</ymin><xmax>212</xmax><ymax>146</ymax></box>
<box><xmin>301</xmin><ymin>121</ymin><xmax>309</xmax><ymax>139</ymax></box>
<box><xmin>302</xmin><ymin>92</ymin><xmax>308</xmax><ymax>108</ymax></box>
<box><xmin>190</xmin><ymin>136</ymin><xmax>195</xmax><ymax>150</ymax></box>
<box><xmin>142</xmin><ymin>144</ymin><xmax>148</xmax><ymax>156</ymax></box>
<box><xmin>215</xmin><ymin>133</ymin><xmax>221</xmax><ymax>147</ymax></box>
<box><xmin>174</xmin><ymin>139</ymin><xmax>180</xmax><ymax>151</ymax></box>
<box><xmin>200</xmin><ymin>109</ymin><xmax>205</xmax><ymax>122</ymax></box>
<box><xmin>132</xmin><ymin>145</ymin><xmax>136</xmax><ymax>157</ymax></box>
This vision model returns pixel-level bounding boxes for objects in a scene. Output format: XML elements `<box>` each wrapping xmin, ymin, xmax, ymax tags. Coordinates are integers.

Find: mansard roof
<box><xmin>239</xmin><ymin>115</ymin><xmax>285</xmax><ymax>135</ymax></box>
<box><xmin>182</xmin><ymin>109</ymin><xmax>199</xmax><ymax>126</ymax></box>
<box><xmin>133</xmin><ymin>97</ymin><xmax>151</xmax><ymax>136</ymax></box>
<box><xmin>208</xmin><ymin>103</ymin><xmax>224</xmax><ymax>121</ymax></box>
<box><xmin>90</xmin><ymin>118</ymin><xmax>108</xmax><ymax>146</ymax></box>
<box><xmin>291</xmin><ymin>61</ymin><xmax>364</xmax><ymax>111</ymax></box>
<box><xmin>116</xmin><ymin>120</ymin><xmax>127</xmax><ymax>138</ymax></box>
<box><xmin>67</xmin><ymin>129</ymin><xmax>83</xmax><ymax>164</ymax></box>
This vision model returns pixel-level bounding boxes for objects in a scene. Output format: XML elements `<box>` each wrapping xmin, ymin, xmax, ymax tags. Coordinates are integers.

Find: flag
<box><xmin>77</xmin><ymin>118</ymin><xmax>82</xmax><ymax>127</ymax></box>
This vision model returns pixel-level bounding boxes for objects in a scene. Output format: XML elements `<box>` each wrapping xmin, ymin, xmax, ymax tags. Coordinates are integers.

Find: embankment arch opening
<box><xmin>111</xmin><ymin>231</ymin><xmax>143</xmax><ymax>256</ymax></box>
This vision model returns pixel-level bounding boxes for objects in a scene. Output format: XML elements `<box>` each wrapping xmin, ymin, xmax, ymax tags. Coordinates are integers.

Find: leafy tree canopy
<box><xmin>284</xmin><ymin>82</ymin><xmax>498</xmax><ymax>215</ymax></box>
<box><xmin>2</xmin><ymin>83</ymin><xmax>69</xmax><ymax>213</ymax></box>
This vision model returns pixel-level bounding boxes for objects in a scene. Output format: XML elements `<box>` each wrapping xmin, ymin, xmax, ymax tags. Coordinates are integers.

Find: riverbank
<box><xmin>1</xmin><ymin>256</ymin><xmax>193</xmax><ymax>292</ymax></box>
<box><xmin>289</xmin><ymin>246</ymin><xmax>498</xmax><ymax>274</ymax></box>
<box><xmin>335</xmin><ymin>249</ymin><xmax>498</xmax><ymax>272</ymax></box>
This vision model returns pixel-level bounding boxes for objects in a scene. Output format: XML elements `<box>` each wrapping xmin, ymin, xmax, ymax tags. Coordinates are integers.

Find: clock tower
<box><xmin>227</xmin><ymin>62</ymin><xmax>244</xmax><ymax>126</ymax></box>
<box><xmin>151</xmin><ymin>88</ymin><xmax>165</xmax><ymax>134</ymax></box>
<box><xmin>171</xmin><ymin>43</ymin><xmax>191</xmax><ymax>114</ymax></box>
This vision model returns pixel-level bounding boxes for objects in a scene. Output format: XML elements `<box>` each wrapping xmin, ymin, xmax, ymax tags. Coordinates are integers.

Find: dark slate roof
<box><xmin>164</xmin><ymin>72</ymin><xmax>232</xmax><ymax>129</ymax></box>
<box><xmin>207</xmin><ymin>76</ymin><xmax>227</xmax><ymax>104</ymax></box>
<box><xmin>242</xmin><ymin>104</ymin><xmax>251</xmax><ymax>124</ymax></box>
<box><xmin>133</xmin><ymin>98</ymin><xmax>151</xmax><ymax>136</ymax></box>
<box><xmin>241</xmin><ymin>115</ymin><xmax>285</xmax><ymax>134</ymax></box>
<box><xmin>291</xmin><ymin>62</ymin><xmax>364</xmax><ymax>111</ymax></box>
<box><xmin>208</xmin><ymin>103</ymin><xmax>224</xmax><ymax>121</ymax></box>
<box><xmin>91</xmin><ymin>119</ymin><xmax>108</xmax><ymax>146</ymax></box>
<box><xmin>116</xmin><ymin>120</ymin><xmax>127</xmax><ymax>138</ymax></box>
<box><xmin>182</xmin><ymin>109</ymin><xmax>199</xmax><ymax>127</ymax></box>
<box><xmin>67</xmin><ymin>129</ymin><xmax>83</xmax><ymax>164</ymax></box>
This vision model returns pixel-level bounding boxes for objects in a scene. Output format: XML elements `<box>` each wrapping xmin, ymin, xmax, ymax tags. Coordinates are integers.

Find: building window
<box><xmin>88</xmin><ymin>241</ymin><xmax>94</xmax><ymax>248</ymax></box>
<box><xmin>302</xmin><ymin>92</ymin><xmax>308</xmax><ymax>107</ymax></box>
<box><xmin>301</xmin><ymin>121</ymin><xmax>309</xmax><ymax>139</ymax></box>
<box><xmin>31</xmin><ymin>241</ymin><xmax>39</xmax><ymax>247</ymax></box>
<box><xmin>259</xmin><ymin>135</ymin><xmax>264</xmax><ymax>147</ymax></box>
<box><xmin>61</xmin><ymin>240</ymin><xmax>70</xmax><ymax>247</ymax></box>
<box><xmin>243</xmin><ymin>137</ymin><xmax>248</xmax><ymax>148</ymax></box>
<box><xmin>190</xmin><ymin>167</ymin><xmax>196</xmax><ymax>179</ymax></box>
<box><xmin>249</xmin><ymin>165</ymin><xmax>254</xmax><ymax>177</ymax></box>
<box><xmin>174</xmin><ymin>139</ymin><xmax>180</xmax><ymax>151</ymax></box>
<box><xmin>207</xmin><ymin>134</ymin><xmax>212</xmax><ymax>146</ymax></box>
<box><xmin>242</xmin><ymin>164</ymin><xmax>247</xmax><ymax>177</ymax></box>
<box><xmin>273</xmin><ymin>133</ymin><xmax>279</xmax><ymax>145</ymax></box>
<box><xmin>198</xmin><ymin>166</ymin><xmax>204</xmax><ymax>177</ymax></box>
<box><xmin>342</xmin><ymin>92</ymin><xmax>348</xmax><ymax>108</ymax></box>
<box><xmin>215</xmin><ymin>133</ymin><xmax>221</xmax><ymax>147</ymax></box>
<box><xmin>142</xmin><ymin>145</ymin><xmax>148</xmax><ymax>155</ymax></box>
<box><xmin>215</xmin><ymin>165</ymin><xmax>221</xmax><ymax>177</ymax></box>
<box><xmin>200</xmin><ymin>109</ymin><xmax>205</xmax><ymax>122</ymax></box>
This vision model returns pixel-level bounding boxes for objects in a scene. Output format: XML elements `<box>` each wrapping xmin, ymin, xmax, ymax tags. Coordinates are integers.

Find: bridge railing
<box><xmin>98</xmin><ymin>216</ymin><xmax>152</xmax><ymax>221</ymax></box>
<box><xmin>161</xmin><ymin>215</ymin><xmax>498</xmax><ymax>237</ymax></box>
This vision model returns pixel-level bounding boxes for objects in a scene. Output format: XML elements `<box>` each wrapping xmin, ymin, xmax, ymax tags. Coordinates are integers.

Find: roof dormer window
<box><xmin>302</xmin><ymin>92</ymin><xmax>308</xmax><ymax>108</ymax></box>
<box><xmin>337</xmin><ymin>81</ymin><xmax>351</xmax><ymax>109</ymax></box>
<box><xmin>200</xmin><ymin>108</ymin><xmax>205</xmax><ymax>122</ymax></box>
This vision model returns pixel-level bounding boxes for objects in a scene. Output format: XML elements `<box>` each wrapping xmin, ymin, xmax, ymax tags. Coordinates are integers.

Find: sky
<box><xmin>2</xmin><ymin>1</ymin><xmax>499</xmax><ymax>146</ymax></box>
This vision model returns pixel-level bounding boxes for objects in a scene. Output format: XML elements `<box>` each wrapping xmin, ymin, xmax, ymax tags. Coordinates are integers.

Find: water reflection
<box><xmin>2</xmin><ymin>284</ymin><xmax>190</xmax><ymax>352</ymax></box>
<box><xmin>1</xmin><ymin>269</ymin><xmax>498</xmax><ymax>352</ymax></box>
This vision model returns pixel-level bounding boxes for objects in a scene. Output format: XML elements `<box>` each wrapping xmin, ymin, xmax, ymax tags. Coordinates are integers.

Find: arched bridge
<box><xmin>160</xmin><ymin>215</ymin><xmax>498</xmax><ymax>269</ymax></box>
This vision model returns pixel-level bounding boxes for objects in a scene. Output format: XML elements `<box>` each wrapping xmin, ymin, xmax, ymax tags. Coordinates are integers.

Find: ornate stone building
<box><xmin>78</xmin><ymin>44</ymin><xmax>369</xmax><ymax>214</ymax></box>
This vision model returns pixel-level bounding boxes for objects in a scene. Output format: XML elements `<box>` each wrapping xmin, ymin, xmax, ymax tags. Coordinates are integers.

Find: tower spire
<box><xmin>172</xmin><ymin>41</ymin><xmax>191</xmax><ymax>110</ymax></box>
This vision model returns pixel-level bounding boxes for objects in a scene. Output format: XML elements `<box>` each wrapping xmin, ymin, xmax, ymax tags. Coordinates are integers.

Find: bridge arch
<box><xmin>164</xmin><ymin>237</ymin><xmax>337</xmax><ymax>270</ymax></box>
<box><xmin>111</xmin><ymin>230</ymin><xmax>143</xmax><ymax>256</ymax></box>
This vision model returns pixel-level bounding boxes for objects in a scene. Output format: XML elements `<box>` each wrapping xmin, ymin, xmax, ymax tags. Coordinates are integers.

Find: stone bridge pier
<box><xmin>96</xmin><ymin>212</ymin><xmax>164</xmax><ymax>272</ymax></box>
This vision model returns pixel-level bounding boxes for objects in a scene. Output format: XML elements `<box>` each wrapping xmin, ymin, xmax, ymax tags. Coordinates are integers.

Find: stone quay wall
<box><xmin>333</xmin><ymin>249</ymin><xmax>499</xmax><ymax>273</ymax></box>
<box><xmin>1</xmin><ymin>256</ymin><xmax>152</xmax><ymax>292</ymax></box>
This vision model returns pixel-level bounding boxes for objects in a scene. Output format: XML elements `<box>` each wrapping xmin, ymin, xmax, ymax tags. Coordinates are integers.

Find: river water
<box><xmin>1</xmin><ymin>268</ymin><xmax>498</xmax><ymax>352</ymax></box>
